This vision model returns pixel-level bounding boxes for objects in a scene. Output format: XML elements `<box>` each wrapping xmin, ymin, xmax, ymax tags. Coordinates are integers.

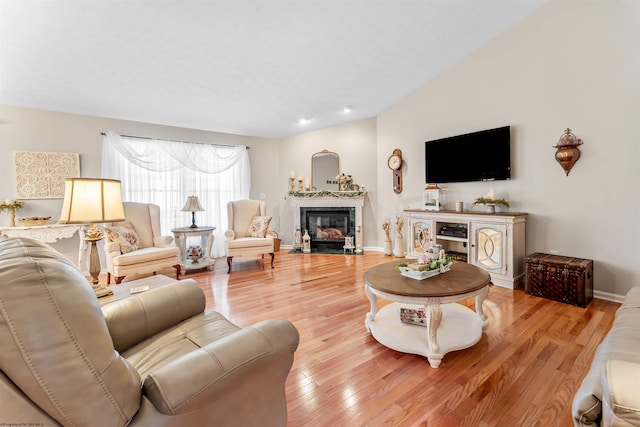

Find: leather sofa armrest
<box><xmin>602</xmin><ymin>359</ymin><xmax>640</xmax><ymax>426</ymax></box>
<box><xmin>102</xmin><ymin>280</ymin><xmax>206</xmax><ymax>353</ymax></box>
<box><xmin>142</xmin><ymin>318</ymin><xmax>300</xmax><ymax>415</ymax></box>
<box><xmin>224</xmin><ymin>230</ymin><xmax>235</xmax><ymax>240</ymax></box>
<box><xmin>153</xmin><ymin>235</ymin><xmax>174</xmax><ymax>247</ymax></box>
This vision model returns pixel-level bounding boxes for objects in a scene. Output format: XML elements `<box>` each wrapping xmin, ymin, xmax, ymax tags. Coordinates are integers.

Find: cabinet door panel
<box><xmin>471</xmin><ymin>223</ymin><xmax>507</xmax><ymax>275</ymax></box>
<box><xmin>408</xmin><ymin>218</ymin><xmax>433</xmax><ymax>257</ymax></box>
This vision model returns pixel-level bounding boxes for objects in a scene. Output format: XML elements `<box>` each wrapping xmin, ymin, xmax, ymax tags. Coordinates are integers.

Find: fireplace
<box><xmin>290</xmin><ymin>193</ymin><xmax>365</xmax><ymax>253</ymax></box>
<box><xmin>301</xmin><ymin>207</ymin><xmax>355</xmax><ymax>251</ymax></box>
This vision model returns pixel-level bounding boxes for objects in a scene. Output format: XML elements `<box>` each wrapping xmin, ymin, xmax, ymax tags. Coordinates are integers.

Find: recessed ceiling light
<box><xmin>298</xmin><ymin>117</ymin><xmax>310</xmax><ymax>125</ymax></box>
<box><xmin>343</xmin><ymin>105</ymin><xmax>353</xmax><ymax>113</ymax></box>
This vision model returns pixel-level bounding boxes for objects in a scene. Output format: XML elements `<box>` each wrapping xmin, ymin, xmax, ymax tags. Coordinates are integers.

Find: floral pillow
<box><xmin>247</xmin><ymin>216</ymin><xmax>272</xmax><ymax>238</ymax></box>
<box><xmin>104</xmin><ymin>222</ymin><xmax>141</xmax><ymax>254</ymax></box>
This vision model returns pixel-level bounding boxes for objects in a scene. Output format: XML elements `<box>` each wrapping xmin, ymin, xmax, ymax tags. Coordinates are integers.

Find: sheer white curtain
<box><xmin>102</xmin><ymin>131</ymin><xmax>250</xmax><ymax>257</ymax></box>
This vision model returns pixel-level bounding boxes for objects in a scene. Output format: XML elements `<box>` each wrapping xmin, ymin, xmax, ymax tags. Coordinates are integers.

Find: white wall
<box><xmin>376</xmin><ymin>0</ymin><xmax>639</xmax><ymax>296</ymax></box>
<box><xmin>276</xmin><ymin>118</ymin><xmax>378</xmax><ymax>246</ymax></box>
<box><xmin>0</xmin><ymin>105</ymin><xmax>274</xmax><ymax>263</ymax></box>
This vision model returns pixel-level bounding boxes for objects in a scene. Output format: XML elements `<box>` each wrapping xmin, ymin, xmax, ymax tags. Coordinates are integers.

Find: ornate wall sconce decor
<box><xmin>554</xmin><ymin>128</ymin><xmax>583</xmax><ymax>176</ymax></box>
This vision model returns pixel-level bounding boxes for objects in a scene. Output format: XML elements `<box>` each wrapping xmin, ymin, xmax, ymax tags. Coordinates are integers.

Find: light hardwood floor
<box><xmin>144</xmin><ymin>250</ymin><xmax>618</xmax><ymax>426</ymax></box>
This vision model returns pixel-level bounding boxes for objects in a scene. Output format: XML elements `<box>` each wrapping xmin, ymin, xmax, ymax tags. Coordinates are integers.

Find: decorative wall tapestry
<box><xmin>14</xmin><ymin>151</ymin><xmax>80</xmax><ymax>199</ymax></box>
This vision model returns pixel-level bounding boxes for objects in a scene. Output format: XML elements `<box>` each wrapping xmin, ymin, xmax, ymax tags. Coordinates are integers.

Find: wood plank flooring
<box><xmin>140</xmin><ymin>250</ymin><xmax>619</xmax><ymax>426</ymax></box>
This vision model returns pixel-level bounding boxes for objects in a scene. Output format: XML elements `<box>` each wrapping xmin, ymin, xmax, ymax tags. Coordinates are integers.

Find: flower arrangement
<box><xmin>395</xmin><ymin>214</ymin><xmax>404</xmax><ymax>234</ymax></box>
<box><xmin>0</xmin><ymin>199</ymin><xmax>24</xmax><ymax>211</ymax></box>
<box><xmin>187</xmin><ymin>245</ymin><xmax>202</xmax><ymax>262</ymax></box>
<box><xmin>381</xmin><ymin>219</ymin><xmax>391</xmax><ymax>240</ymax></box>
<box><xmin>336</xmin><ymin>173</ymin><xmax>352</xmax><ymax>190</ymax></box>
<box><xmin>0</xmin><ymin>199</ymin><xmax>25</xmax><ymax>227</ymax></box>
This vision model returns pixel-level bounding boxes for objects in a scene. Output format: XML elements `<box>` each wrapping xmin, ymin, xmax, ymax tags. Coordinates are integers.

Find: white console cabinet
<box><xmin>404</xmin><ymin>209</ymin><xmax>527</xmax><ymax>289</ymax></box>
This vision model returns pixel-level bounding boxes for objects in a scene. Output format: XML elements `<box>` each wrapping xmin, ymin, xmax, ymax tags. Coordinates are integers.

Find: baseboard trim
<box><xmin>593</xmin><ymin>290</ymin><xmax>625</xmax><ymax>303</ymax></box>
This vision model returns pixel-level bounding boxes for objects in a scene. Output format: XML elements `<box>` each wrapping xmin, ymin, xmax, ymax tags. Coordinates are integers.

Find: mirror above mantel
<box><xmin>311</xmin><ymin>150</ymin><xmax>339</xmax><ymax>191</ymax></box>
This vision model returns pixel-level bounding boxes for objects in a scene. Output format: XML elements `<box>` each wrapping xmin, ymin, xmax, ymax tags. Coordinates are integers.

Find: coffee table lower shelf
<box><xmin>366</xmin><ymin>302</ymin><xmax>484</xmax><ymax>368</ymax></box>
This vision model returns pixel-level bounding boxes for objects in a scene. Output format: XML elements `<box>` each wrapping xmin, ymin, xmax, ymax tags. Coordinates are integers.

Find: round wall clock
<box><xmin>388</xmin><ymin>153</ymin><xmax>402</xmax><ymax>170</ymax></box>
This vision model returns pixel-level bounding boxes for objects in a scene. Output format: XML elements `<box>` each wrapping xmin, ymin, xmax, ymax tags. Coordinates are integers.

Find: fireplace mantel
<box><xmin>287</xmin><ymin>190</ymin><xmax>367</xmax><ymax>199</ymax></box>
<box><xmin>290</xmin><ymin>192</ymin><xmax>366</xmax><ymax>252</ymax></box>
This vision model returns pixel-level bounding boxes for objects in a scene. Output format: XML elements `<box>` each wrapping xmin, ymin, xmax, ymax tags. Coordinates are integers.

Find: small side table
<box><xmin>171</xmin><ymin>226</ymin><xmax>216</xmax><ymax>272</ymax></box>
<box><xmin>99</xmin><ymin>274</ymin><xmax>179</xmax><ymax>306</ymax></box>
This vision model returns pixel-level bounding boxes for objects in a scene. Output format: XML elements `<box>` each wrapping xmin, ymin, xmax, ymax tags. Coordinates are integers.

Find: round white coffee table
<box><xmin>364</xmin><ymin>259</ymin><xmax>490</xmax><ymax>368</ymax></box>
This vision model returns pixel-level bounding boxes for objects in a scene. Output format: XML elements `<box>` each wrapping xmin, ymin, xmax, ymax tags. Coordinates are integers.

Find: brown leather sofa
<box><xmin>0</xmin><ymin>237</ymin><xmax>299</xmax><ymax>426</ymax></box>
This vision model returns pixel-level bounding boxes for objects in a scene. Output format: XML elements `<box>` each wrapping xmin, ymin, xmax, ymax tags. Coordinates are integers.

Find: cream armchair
<box><xmin>103</xmin><ymin>202</ymin><xmax>180</xmax><ymax>284</ymax></box>
<box><xmin>0</xmin><ymin>237</ymin><xmax>299</xmax><ymax>426</ymax></box>
<box><xmin>225</xmin><ymin>199</ymin><xmax>276</xmax><ymax>273</ymax></box>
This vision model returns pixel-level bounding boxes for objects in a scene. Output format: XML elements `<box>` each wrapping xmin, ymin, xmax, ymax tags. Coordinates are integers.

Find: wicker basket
<box><xmin>272</xmin><ymin>231</ymin><xmax>281</xmax><ymax>252</ymax></box>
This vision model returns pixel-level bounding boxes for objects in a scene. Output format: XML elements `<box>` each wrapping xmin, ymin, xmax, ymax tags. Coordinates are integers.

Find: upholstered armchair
<box><xmin>103</xmin><ymin>202</ymin><xmax>180</xmax><ymax>284</ymax></box>
<box><xmin>0</xmin><ymin>237</ymin><xmax>300</xmax><ymax>426</ymax></box>
<box><xmin>225</xmin><ymin>199</ymin><xmax>277</xmax><ymax>273</ymax></box>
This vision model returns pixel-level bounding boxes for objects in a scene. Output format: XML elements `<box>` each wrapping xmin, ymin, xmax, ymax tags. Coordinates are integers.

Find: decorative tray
<box><xmin>399</xmin><ymin>262</ymin><xmax>452</xmax><ymax>280</ymax></box>
<box><xmin>19</xmin><ymin>217</ymin><xmax>52</xmax><ymax>226</ymax></box>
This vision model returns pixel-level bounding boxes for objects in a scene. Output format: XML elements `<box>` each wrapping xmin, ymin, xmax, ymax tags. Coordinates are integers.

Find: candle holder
<box><xmin>290</xmin><ymin>177</ymin><xmax>295</xmax><ymax>192</ymax></box>
<box><xmin>298</xmin><ymin>178</ymin><xmax>303</xmax><ymax>192</ymax></box>
<box><xmin>0</xmin><ymin>199</ymin><xmax>25</xmax><ymax>227</ymax></box>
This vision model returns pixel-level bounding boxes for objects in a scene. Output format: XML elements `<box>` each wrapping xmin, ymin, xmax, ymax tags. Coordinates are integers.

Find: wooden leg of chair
<box><xmin>115</xmin><ymin>276</ymin><xmax>125</xmax><ymax>284</ymax></box>
<box><xmin>270</xmin><ymin>253</ymin><xmax>275</xmax><ymax>268</ymax></box>
<box><xmin>227</xmin><ymin>256</ymin><xmax>233</xmax><ymax>273</ymax></box>
<box><xmin>173</xmin><ymin>264</ymin><xmax>181</xmax><ymax>279</ymax></box>
<box><xmin>107</xmin><ymin>272</ymin><xmax>111</xmax><ymax>284</ymax></box>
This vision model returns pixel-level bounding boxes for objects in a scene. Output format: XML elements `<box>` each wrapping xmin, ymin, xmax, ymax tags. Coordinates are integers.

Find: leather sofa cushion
<box><xmin>0</xmin><ymin>238</ymin><xmax>141</xmax><ymax>426</ymax></box>
<box><xmin>122</xmin><ymin>311</ymin><xmax>241</xmax><ymax>378</ymax></box>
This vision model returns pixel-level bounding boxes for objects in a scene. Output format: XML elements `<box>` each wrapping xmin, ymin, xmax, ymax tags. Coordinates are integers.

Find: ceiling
<box><xmin>0</xmin><ymin>0</ymin><xmax>547</xmax><ymax>139</ymax></box>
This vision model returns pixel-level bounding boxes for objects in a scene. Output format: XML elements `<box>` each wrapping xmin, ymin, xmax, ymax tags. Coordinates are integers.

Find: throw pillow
<box><xmin>247</xmin><ymin>216</ymin><xmax>272</xmax><ymax>238</ymax></box>
<box><xmin>104</xmin><ymin>222</ymin><xmax>141</xmax><ymax>254</ymax></box>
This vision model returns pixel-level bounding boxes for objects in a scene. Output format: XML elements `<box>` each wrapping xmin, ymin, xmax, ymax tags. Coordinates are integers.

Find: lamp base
<box><xmin>93</xmin><ymin>284</ymin><xmax>114</xmax><ymax>298</ymax></box>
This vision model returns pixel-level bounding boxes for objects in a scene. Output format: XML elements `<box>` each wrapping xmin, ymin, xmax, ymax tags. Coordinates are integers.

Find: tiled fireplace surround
<box><xmin>291</xmin><ymin>194</ymin><xmax>365</xmax><ymax>252</ymax></box>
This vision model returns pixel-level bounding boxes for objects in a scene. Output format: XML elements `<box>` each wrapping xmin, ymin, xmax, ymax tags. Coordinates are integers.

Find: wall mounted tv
<box><xmin>425</xmin><ymin>125</ymin><xmax>511</xmax><ymax>184</ymax></box>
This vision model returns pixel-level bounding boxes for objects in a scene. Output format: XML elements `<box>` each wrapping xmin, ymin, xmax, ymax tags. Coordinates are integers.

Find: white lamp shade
<box><xmin>59</xmin><ymin>178</ymin><xmax>125</xmax><ymax>224</ymax></box>
<box><xmin>181</xmin><ymin>196</ymin><xmax>204</xmax><ymax>212</ymax></box>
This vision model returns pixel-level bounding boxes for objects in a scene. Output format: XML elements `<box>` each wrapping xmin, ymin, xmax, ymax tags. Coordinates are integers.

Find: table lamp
<box><xmin>59</xmin><ymin>178</ymin><xmax>125</xmax><ymax>297</ymax></box>
<box><xmin>181</xmin><ymin>196</ymin><xmax>204</xmax><ymax>228</ymax></box>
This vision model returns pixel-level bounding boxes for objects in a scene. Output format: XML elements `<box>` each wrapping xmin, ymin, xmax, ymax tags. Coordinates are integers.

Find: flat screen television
<box><xmin>425</xmin><ymin>126</ymin><xmax>511</xmax><ymax>183</ymax></box>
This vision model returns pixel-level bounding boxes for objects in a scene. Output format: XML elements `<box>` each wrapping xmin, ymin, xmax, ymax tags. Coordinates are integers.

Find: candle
<box><xmin>299</xmin><ymin>176</ymin><xmax>303</xmax><ymax>181</ymax></box>
<box><xmin>306</xmin><ymin>180</ymin><xmax>310</xmax><ymax>190</ymax></box>
<box><xmin>489</xmin><ymin>189</ymin><xmax>497</xmax><ymax>200</ymax></box>
<box><xmin>290</xmin><ymin>171</ymin><xmax>295</xmax><ymax>179</ymax></box>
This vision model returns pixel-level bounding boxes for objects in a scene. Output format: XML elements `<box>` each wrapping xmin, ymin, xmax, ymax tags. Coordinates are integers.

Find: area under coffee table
<box><xmin>364</xmin><ymin>259</ymin><xmax>491</xmax><ymax>368</ymax></box>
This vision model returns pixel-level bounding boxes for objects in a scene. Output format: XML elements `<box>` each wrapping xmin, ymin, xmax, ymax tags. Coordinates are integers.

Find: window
<box><xmin>102</xmin><ymin>132</ymin><xmax>250</xmax><ymax>257</ymax></box>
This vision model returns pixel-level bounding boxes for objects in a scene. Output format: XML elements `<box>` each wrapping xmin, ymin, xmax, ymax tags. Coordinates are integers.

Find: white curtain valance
<box><xmin>101</xmin><ymin>131</ymin><xmax>250</xmax><ymax>258</ymax></box>
<box><xmin>102</xmin><ymin>131</ymin><xmax>247</xmax><ymax>176</ymax></box>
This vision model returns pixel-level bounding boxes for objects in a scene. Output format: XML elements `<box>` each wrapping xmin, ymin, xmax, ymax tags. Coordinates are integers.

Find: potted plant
<box><xmin>472</xmin><ymin>197</ymin><xmax>510</xmax><ymax>213</ymax></box>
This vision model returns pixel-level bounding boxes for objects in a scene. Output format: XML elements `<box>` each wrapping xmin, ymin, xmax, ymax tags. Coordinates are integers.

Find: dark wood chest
<box><xmin>525</xmin><ymin>252</ymin><xmax>593</xmax><ymax>307</ymax></box>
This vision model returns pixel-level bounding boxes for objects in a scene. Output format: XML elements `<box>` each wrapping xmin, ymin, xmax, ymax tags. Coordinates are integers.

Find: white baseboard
<box><xmin>593</xmin><ymin>290</ymin><xmax>625</xmax><ymax>303</ymax></box>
